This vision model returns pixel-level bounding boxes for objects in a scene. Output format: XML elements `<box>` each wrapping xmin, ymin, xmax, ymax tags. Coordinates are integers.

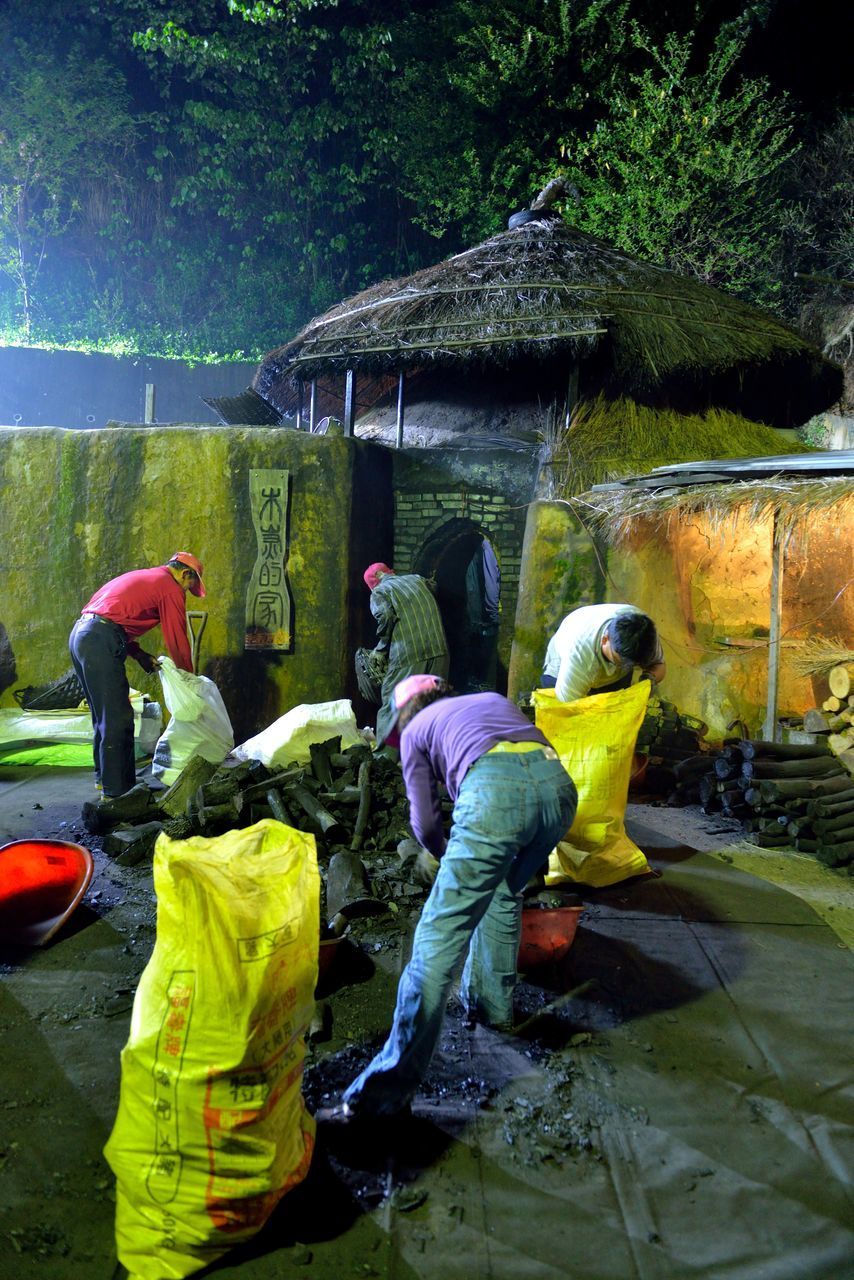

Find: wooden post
<box><xmin>343</xmin><ymin>369</ymin><xmax>355</xmax><ymax>437</ymax></box>
<box><xmin>295</xmin><ymin>381</ymin><xmax>304</xmax><ymax>431</ymax></box>
<box><xmin>309</xmin><ymin>380</ymin><xmax>317</xmax><ymax>433</ymax></box>
<box><xmin>396</xmin><ymin>372</ymin><xmax>405</xmax><ymax>449</ymax></box>
<box><xmin>763</xmin><ymin>509</ymin><xmax>785</xmax><ymax>743</ymax></box>
<box><xmin>144</xmin><ymin>383</ymin><xmax>156</xmax><ymax>424</ymax></box>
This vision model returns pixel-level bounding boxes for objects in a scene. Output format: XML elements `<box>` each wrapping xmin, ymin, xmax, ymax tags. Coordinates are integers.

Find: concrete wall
<box><xmin>0</xmin><ymin>347</ymin><xmax>256</xmax><ymax>431</ymax></box>
<box><xmin>0</xmin><ymin>424</ymin><xmax>392</xmax><ymax>742</ymax></box>
<box><xmin>508</xmin><ymin>501</ymin><xmax>605</xmax><ymax>698</ymax></box>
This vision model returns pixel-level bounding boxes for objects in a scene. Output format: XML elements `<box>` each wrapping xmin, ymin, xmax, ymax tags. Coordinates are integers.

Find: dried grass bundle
<box><xmin>790</xmin><ymin>639</ymin><xmax>854</xmax><ymax>678</ymax></box>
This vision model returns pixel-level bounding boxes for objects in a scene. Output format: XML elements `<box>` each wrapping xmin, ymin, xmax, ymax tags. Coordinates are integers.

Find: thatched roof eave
<box><xmin>569</xmin><ymin>456</ymin><xmax>854</xmax><ymax>544</ymax></box>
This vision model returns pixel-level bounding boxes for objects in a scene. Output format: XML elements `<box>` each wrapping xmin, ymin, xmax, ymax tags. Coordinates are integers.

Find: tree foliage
<box><xmin>0</xmin><ymin>0</ymin><xmax>846</xmax><ymax>360</ymax></box>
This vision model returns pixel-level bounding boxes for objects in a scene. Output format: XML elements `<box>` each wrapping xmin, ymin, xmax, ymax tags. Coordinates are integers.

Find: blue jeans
<box><xmin>343</xmin><ymin>750</ymin><xmax>577</xmax><ymax>1116</ymax></box>
<box><xmin>69</xmin><ymin>615</ymin><xmax>136</xmax><ymax>797</ymax></box>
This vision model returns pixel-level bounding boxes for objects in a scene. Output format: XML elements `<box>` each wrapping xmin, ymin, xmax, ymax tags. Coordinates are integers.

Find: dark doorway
<box><xmin>414</xmin><ymin>518</ymin><xmax>501</xmax><ymax>693</ymax></box>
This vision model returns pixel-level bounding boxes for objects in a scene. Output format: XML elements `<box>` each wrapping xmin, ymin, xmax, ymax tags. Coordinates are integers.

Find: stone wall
<box><xmin>389</xmin><ymin>444</ymin><xmax>540</xmax><ymax>688</ymax></box>
<box><xmin>0</xmin><ymin>425</ymin><xmax>391</xmax><ymax>742</ymax></box>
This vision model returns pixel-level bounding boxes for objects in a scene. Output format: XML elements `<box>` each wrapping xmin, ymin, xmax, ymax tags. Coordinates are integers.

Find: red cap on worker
<box><xmin>172</xmin><ymin>551</ymin><xmax>206</xmax><ymax>597</ymax></box>
<box><xmin>381</xmin><ymin>673</ymin><xmax>445</xmax><ymax>748</ymax></box>
<box><xmin>363</xmin><ymin>562</ymin><xmax>393</xmax><ymax>590</ymax></box>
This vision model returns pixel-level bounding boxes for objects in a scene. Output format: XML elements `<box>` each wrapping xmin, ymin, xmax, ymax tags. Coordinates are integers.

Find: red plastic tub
<box><xmin>518</xmin><ymin>904</ymin><xmax>584</xmax><ymax>970</ymax></box>
<box><xmin>0</xmin><ymin>839</ymin><xmax>94</xmax><ymax>946</ymax></box>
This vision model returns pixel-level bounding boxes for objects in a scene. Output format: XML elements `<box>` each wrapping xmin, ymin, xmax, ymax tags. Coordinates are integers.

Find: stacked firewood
<box><xmin>698</xmin><ymin>739</ymin><xmax>854</xmax><ymax>869</ymax></box>
<box><xmin>82</xmin><ymin>739</ymin><xmax>416</xmax><ymax>869</ymax></box>
<box><xmin>635</xmin><ymin>698</ymin><xmax>710</xmax><ymax>799</ymax></box>
<box><xmin>802</xmin><ymin>661</ymin><xmax>854</xmax><ymax>777</ymax></box>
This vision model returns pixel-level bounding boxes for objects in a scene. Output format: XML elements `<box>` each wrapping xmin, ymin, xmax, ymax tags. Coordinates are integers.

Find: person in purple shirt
<box><xmin>329</xmin><ymin>674</ymin><xmax>577</xmax><ymax>1123</ymax></box>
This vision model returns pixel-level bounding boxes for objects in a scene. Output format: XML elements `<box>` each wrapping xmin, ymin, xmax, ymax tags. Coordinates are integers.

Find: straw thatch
<box><xmin>255</xmin><ymin>214</ymin><xmax>841</xmax><ymax>426</ymax></box>
<box><xmin>790</xmin><ymin>639</ymin><xmax>854</xmax><ymax>678</ymax></box>
<box><xmin>570</xmin><ymin>471</ymin><xmax>854</xmax><ymax>545</ymax></box>
<box><xmin>545</xmin><ymin>395</ymin><xmax>807</xmax><ymax>496</ymax></box>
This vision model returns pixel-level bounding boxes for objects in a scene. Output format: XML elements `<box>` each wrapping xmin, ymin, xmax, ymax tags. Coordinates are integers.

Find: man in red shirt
<box><xmin>68</xmin><ymin>553</ymin><xmax>206</xmax><ymax>797</ymax></box>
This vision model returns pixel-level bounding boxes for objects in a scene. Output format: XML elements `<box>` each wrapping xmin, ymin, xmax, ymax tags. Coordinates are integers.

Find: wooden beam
<box><xmin>762</xmin><ymin>509</ymin><xmax>785</xmax><ymax>742</ymax></box>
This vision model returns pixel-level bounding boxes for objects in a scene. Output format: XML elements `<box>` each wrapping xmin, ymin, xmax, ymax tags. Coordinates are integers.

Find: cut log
<box><xmin>740</xmin><ymin>755</ymin><xmax>845</xmax><ymax>780</ymax></box>
<box><xmin>816</xmin><ymin>841</ymin><xmax>854</xmax><ymax>867</ymax></box>
<box><xmin>823</xmin><ymin>696</ymin><xmax>843</xmax><ymax>712</ymax></box>
<box><xmin>103</xmin><ymin>821</ymin><xmax>165</xmax><ymax>866</ymax></box>
<box><xmin>828</xmin><ymin>665</ymin><xmax>853</xmax><ymax>700</ymax></box>
<box><xmin>746</xmin><ymin>831</ymin><xmax>792</xmax><ymax>847</ymax></box>
<box><xmin>672</xmin><ymin>755</ymin><xmax>715</xmax><ymax>781</ymax></box>
<box><xmin>827</xmin><ymin>731</ymin><xmax>854</xmax><ymax>756</ymax></box>
<box><xmin>794</xmin><ymin>838</ymin><xmax>818</xmax><ymax>852</ymax></box>
<box><xmin>758</xmin><ymin>774</ymin><xmax>854</xmax><ymax>801</ymax></box>
<box><xmin>160</xmin><ymin>755</ymin><xmax>218</xmax><ymax>819</ymax></box>
<box><xmin>714</xmin><ymin>757</ymin><xmax>742</xmax><ymax>780</ymax></box>
<box><xmin>806</xmin><ymin>790</ymin><xmax>854</xmax><ymax>817</ymax></box>
<box><xmin>737</xmin><ymin>740</ymin><xmax>830</xmax><ymax>761</ymax></box>
<box><xmin>82</xmin><ymin>783</ymin><xmax>159</xmax><ymax>834</ymax></box>
<box><xmin>350</xmin><ymin>759</ymin><xmax>372</xmax><ymax>852</ymax></box>
<box><xmin>287</xmin><ymin>784</ymin><xmax>347</xmax><ymax>842</ymax></box>
<box><xmin>325</xmin><ymin>850</ymin><xmax>386</xmax><ymax>922</ymax></box>
<box><xmin>813</xmin><ymin>819</ymin><xmax>854</xmax><ymax>843</ymax></box>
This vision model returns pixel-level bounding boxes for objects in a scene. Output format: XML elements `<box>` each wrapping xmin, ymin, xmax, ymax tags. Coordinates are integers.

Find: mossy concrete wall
<box><xmin>508</xmin><ymin>501</ymin><xmax>604</xmax><ymax>698</ymax></box>
<box><xmin>0</xmin><ymin>425</ymin><xmax>392</xmax><ymax>741</ymax></box>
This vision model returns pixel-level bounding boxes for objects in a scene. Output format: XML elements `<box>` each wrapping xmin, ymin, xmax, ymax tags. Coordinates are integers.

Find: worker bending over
<box><xmin>541</xmin><ymin>603</ymin><xmax>665</xmax><ymax>703</ymax></box>
<box><xmin>327</xmin><ymin>674</ymin><xmax>577</xmax><ymax>1123</ymax></box>
<box><xmin>69</xmin><ymin>552</ymin><xmax>205</xmax><ymax>798</ymax></box>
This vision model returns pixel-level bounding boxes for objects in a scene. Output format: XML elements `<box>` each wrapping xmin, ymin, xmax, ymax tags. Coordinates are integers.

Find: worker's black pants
<box><xmin>69</xmin><ymin>615</ymin><xmax>136</xmax><ymax>798</ymax></box>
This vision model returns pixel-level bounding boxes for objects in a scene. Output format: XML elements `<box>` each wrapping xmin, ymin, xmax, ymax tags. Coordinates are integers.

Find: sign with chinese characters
<box><xmin>245</xmin><ymin>468</ymin><xmax>293</xmax><ymax>651</ymax></box>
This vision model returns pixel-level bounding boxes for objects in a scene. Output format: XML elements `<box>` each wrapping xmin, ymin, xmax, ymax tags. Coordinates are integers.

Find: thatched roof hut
<box><xmin>254</xmin><ymin>214</ymin><xmax>842</xmax><ymax>432</ymax></box>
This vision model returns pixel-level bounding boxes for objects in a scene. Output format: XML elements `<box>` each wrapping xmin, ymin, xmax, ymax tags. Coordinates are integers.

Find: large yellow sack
<box><xmin>534</xmin><ymin>682</ymin><xmax>651</xmax><ymax>888</ymax></box>
<box><xmin>104</xmin><ymin>819</ymin><xmax>320</xmax><ymax>1280</ymax></box>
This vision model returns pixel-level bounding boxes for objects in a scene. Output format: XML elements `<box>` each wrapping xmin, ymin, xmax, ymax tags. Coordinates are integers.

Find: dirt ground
<box><xmin>1</xmin><ymin>764</ymin><xmax>852</xmax><ymax>1280</ymax></box>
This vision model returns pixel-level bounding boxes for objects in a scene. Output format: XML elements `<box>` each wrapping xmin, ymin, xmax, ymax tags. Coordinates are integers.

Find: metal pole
<box><xmin>762</xmin><ymin>509</ymin><xmax>785</xmax><ymax>742</ymax></box>
<box><xmin>295</xmin><ymin>381</ymin><xmax>303</xmax><ymax>431</ymax></box>
<box><xmin>564</xmin><ymin>365</ymin><xmax>579</xmax><ymax>431</ymax></box>
<box><xmin>309</xmin><ymin>380</ymin><xmax>317</xmax><ymax>433</ymax></box>
<box><xmin>144</xmin><ymin>383</ymin><xmax>156</xmax><ymax>424</ymax></box>
<box><xmin>396</xmin><ymin>372</ymin><xmax>405</xmax><ymax>449</ymax></box>
<box><xmin>343</xmin><ymin>369</ymin><xmax>355</xmax><ymax>437</ymax></box>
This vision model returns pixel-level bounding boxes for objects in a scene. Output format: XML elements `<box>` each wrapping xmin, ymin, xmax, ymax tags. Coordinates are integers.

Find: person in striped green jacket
<box><xmin>363</xmin><ymin>563</ymin><xmax>449</xmax><ymax>745</ymax></box>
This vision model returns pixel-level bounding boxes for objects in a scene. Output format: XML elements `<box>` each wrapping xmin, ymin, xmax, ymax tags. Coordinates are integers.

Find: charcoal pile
<box><xmin>81</xmin><ymin>738</ymin><xmax>438</xmax><ymax>918</ymax></box>
<box><xmin>635</xmin><ymin>698</ymin><xmax>710</xmax><ymax>799</ymax></box>
<box><xmin>687</xmin><ymin>737</ymin><xmax>854</xmax><ymax>870</ymax></box>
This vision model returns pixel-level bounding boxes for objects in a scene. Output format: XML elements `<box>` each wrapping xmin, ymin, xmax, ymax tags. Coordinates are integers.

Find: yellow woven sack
<box><xmin>533</xmin><ymin>682</ymin><xmax>651</xmax><ymax>888</ymax></box>
<box><xmin>104</xmin><ymin>819</ymin><xmax>320</xmax><ymax>1280</ymax></box>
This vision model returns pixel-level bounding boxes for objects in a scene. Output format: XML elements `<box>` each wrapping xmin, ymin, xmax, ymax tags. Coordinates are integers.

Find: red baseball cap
<box><xmin>363</xmin><ymin>562</ymin><xmax>393</xmax><ymax>590</ymax></box>
<box><xmin>172</xmin><ymin>551</ymin><xmax>206</xmax><ymax>597</ymax></box>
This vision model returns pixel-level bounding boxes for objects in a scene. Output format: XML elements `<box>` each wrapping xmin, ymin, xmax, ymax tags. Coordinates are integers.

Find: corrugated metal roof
<box><xmin>591</xmin><ymin>451</ymin><xmax>854</xmax><ymax>491</ymax></box>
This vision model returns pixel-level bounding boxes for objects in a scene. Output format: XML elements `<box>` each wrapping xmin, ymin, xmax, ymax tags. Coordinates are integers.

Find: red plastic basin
<box><xmin>0</xmin><ymin>839</ymin><xmax>94</xmax><ymax>946</ymax></box>
<box><xmin>518</xmin><ymin>904</ymin><xmax>584</xmax><ymax>970</ymax></box>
